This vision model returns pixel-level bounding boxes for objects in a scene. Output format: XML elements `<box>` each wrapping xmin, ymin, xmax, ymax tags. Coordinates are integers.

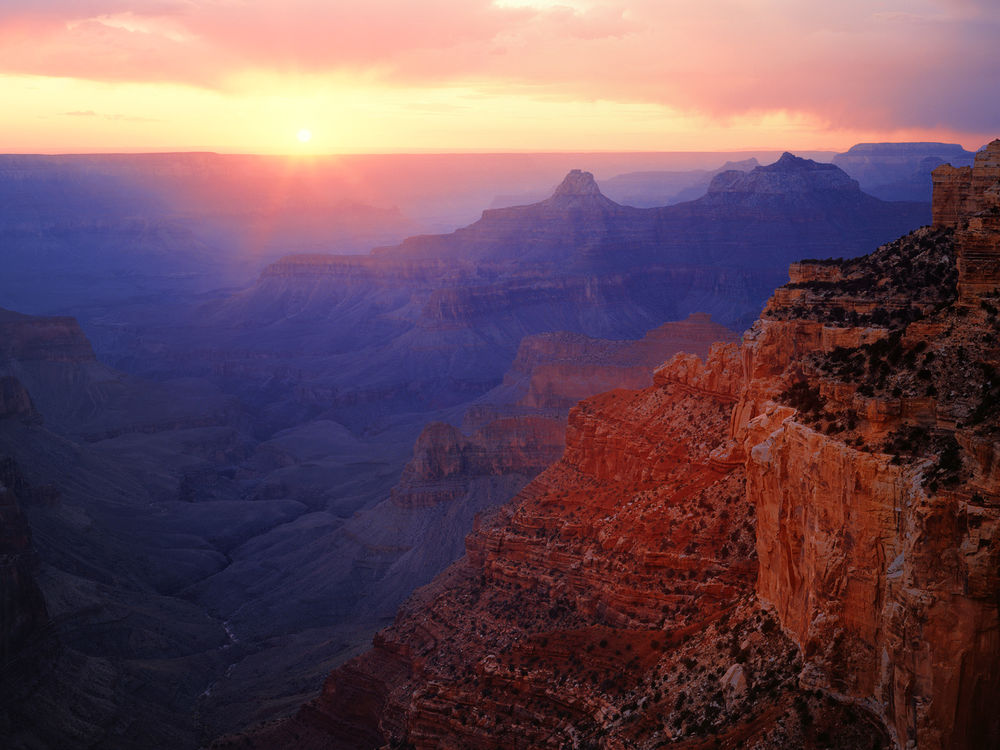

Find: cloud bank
<box><xmin>1</xmin><ymin>0</ymin><xmax>997</xmax><ymax>135</ymax></box>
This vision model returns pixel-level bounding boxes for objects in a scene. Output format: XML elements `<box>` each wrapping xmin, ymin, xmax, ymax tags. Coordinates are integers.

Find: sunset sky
<box><xmin>2</xmin><ymin>0</ymin><xmax>997</xmax><ymax>154</ymax></box>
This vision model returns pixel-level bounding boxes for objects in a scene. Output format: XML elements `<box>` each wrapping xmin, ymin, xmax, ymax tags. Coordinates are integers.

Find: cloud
<box><xmin>0</xmin><ymin>0</ymin><xmax>997</xmax><ymax>135</ymax></box>
<box><xmin>60</xmin><ymin>108</ymin><xmax>160</xmax><ymax>122</ymax></box>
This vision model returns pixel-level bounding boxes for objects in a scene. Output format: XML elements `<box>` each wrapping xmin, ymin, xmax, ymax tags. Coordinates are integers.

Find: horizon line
<box><xmin>0</xmin><ymin>146</ymin><xmax>855</xmax><ymax>158</ymax></box>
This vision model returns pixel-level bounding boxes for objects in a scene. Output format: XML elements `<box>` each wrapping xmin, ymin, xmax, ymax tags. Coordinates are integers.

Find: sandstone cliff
<box><xmin>735</xmin><ymin>140</ymin><xmax>1000</xmax><ymax>750</ymax></box>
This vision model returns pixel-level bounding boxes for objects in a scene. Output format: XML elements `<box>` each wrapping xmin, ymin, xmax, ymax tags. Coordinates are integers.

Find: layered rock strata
<box><xmin>932</xmin><ymin>139</ymin><xmax>1000</xmax><ymax>299</ymax></box>
<box><xmin>225</xmin><ymin>344</ymin><xmax>888</xmax><ymax>750</ymax></box>
<box><xmin>186</xmin><ymin>155</ymin><xmax>927</xmax><ymax>435</ymax></box>
<box><xmin>834</xmin><ymin>142</ymin><xmax>975</xmax><ymax>202</ymax></box>
<box><xmin>735</xmin><ymin>197</ymin><xmax>1000</xmax><ymax>747</ymax></box>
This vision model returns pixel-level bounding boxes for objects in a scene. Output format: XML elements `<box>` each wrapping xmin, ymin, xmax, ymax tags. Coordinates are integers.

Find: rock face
<box><xmin>481</xmin><ymin>312</ymin><xmax>738</xmax><ymax>416</ymax></box>
<box><xmin>180</xmin><ymin>154</ymin><xmax>927</xmax><ymax>440</ymax></box>
<box><xmin>184</xmin><ymin>314</ymin><xmax>738</xmax><ymax>741</ymax></box>
<box><xmin>0</xmin><ymin>310</ymin><xmax>261</xmax><ymax>749</ymax></box>
<box><xmin>0</xmin><ymin>377</ymin><xmax>37</xmax><ymax>422</ymax></box>
<box><xmin>229</xmin><ymin>141</ymin><xmax>1000</xmax><ymax>750</ymax></box>
<box><xmin>710</xmin><ymin>152</ymin><xmax>859</xmax><ymax>198</ymax></box>
<box><xmin>0</xmin><ymin>150</ymin><xmax>953</xmax><ymax>749</ymax></box>
<box><xmin>227</xmin><ymin>344</ymin><xmax>882</xmax><ymax>750</ymax></box>
<box><xmin>599</xmin><ymin>158</ymin><xmax>761</xmax><ymax>207</ymax></box>
<box><xmin>0</xmin><ymin>308</ymin><xmax>96</xmax><ymax>364</ymax></box>
<box><xmin>0</xmin><ymin>307</ymin><xmax>242</xmax><ymax>439</ymax></box>
<box><xmin>932</xmin><ymin>139</ymin><xmax>1000</xmax><ymax>299</ymax></box>
<box><xmin>734</xmin><ymin>152</ymin><xmax>1000</xmax><ymax>748</ymax></box>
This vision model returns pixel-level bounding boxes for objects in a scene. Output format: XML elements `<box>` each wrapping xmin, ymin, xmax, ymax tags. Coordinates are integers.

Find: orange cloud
<box><xmin>0</xmin><ymin>0</ymin><xmax>996</xmax><ymax>145</ymax></box>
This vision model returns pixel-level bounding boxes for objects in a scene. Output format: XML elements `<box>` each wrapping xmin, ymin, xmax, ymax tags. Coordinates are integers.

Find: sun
<box><xmin>297</xmin><ymin>128</ymin><xmax>312</xmax><ymax>143</ymax></box>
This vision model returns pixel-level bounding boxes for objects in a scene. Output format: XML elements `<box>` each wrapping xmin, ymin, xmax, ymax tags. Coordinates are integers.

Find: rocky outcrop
<box><xmin>599</xmin><ymin>158</ymin><xmax>760</xmax><ymax>207</ymax></box>
<box><xmin>389</xmin><ymin>418</ymin><xmax>565</xmax><ymax>510</ymax></box>
<box><xmin>187</xmin><ymin>315</ymin><xmax>741</xmax><ymax>741</ymax></box>
<box><xmin>933</xmin><ymin>140</ymin><xmax>1000</xmax><ymax>299</ymax></box>
<box><xmin>199</xmin><ymin>153</ymin><xmax>928</xmax><ymax>409</ymax></box>
<box><xmin>0</xmin><ymin>308</ymin><xmax>96</xmax><ymax>363</ymax></box>
<box><xmin>490</xmin><ymin>312</ymin><xmax>739</xmax><ymax>415</ymax></box>
<box><xmin>709</xmin><ymin>152</ymin><xmax>860</xmax><ymax>197</ymax></box>
<box><xmin>656</xmin><ymin>154</ymin><xmax>929</xmax><ymax>270</ymax></box>
<box><xmin>141</xmin><ymin>153</ymin><xmax>933</xmax><ymax>492</ymax></box>
<box><xmin>930</xmin><ymin>164</ymin><xmax>974</xmax><ymax>229</ymax></box>
<box><xmin>0</xmin><ymin>377</ymin><xmax>37</xmax><ymax>423</ymax></box>
<box><xmin>732</xmin><ymin>158</ymin><xmax>1000</xmax><ymax>749</ymax></box>
<box><xmin>0</xmin><ymin>307</ymin><xmax>243</xmax><ymax>439</ymax></box>
<box><xmin>932</xmin><ymin>140</ymin><xmax>1000</xmax><ymax>226</ymax></box>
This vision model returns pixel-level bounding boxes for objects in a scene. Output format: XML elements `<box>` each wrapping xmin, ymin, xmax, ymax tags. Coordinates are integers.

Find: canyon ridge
<box><xmin>228</xmin><ymin>142</ymin><xmax>1000</xmax><ymax>750</ymax></box>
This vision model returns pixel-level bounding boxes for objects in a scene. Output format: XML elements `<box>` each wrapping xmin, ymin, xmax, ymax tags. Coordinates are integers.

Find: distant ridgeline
<box><xmin>834</xmin><ymin>141</ymin><xmax>976</xmax><ymax>202</ymax></box>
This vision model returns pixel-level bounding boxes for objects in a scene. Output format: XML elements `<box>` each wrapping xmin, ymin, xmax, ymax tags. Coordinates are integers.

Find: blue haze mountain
<box><xmin>833</xmin><ymin>141</ymin><xmax>976</xmax><ymax>201</ymax></box>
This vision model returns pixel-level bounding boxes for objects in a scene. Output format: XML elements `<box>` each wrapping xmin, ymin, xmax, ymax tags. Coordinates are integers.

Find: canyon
<box><xmin>0</xmin><ymin>147</ymin><xmax>961</xmax><ymax>748</ymax></box>
<box><xmin>228</xmin><ymin>142</ymin><xmax>1000</xmax><ymax>749</ymax></box>
<box><xmin>130</xmin><ymin>154</ymin><xmax>926</xmax><ymax>429</ymax></box>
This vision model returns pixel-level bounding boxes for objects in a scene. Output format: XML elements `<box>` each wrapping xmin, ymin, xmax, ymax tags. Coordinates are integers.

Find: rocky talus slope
<box><xmin>224</xmin><ymin>141</ymin><xmax>1000</xmax><ymax>749</ymax></box>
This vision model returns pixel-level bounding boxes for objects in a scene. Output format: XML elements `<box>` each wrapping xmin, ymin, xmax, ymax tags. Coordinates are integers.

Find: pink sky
<box><xmin>1</xmin><ymin>0</ymin><xmax>997</xmax><ymax>153</ymax></box>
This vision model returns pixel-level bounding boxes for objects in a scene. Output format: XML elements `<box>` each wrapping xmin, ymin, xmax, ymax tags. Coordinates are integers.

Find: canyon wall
<box><xmin>229</xmin><ymin>344</ymin><xmax>890</xmax><ymax>750</ymax></box>
<box><xmin>835</xmin><ymin>142</ymin><xmax>974</xmax><ymax>202</ymax></box>
<box><xmin>933</xmin><ymin>140</ymin><xmax>1000</xmax><ymax>299</ymax></box>
<box><xmin>735</xmin><ymin>145</ymin><xmax>1000</xmax><ymax>747</ymax></box>
<box><xmin>228</xmin><ymin>144</ymin><xmax>1000</xmax><ymax>749</ymax></box>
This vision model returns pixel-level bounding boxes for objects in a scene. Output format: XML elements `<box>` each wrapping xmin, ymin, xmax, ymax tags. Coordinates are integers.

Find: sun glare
<box><xmin>297</xmin><ymin>128</ymin><xmax>312</xmax><ymax>143</ymax></box>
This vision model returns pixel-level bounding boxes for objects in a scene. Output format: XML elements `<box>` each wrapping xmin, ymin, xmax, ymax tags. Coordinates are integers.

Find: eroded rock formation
<box><xmin>190</xmin><ymin>155</ymin><xmax>927</xmax><ymax>435</ymax></box>
<box><xmin>835</xmin><ymin>142</ymin><xmax>975</xmax><ymax>202</ymax></box>
<box><xmin>932</xmin><ymin>140</ymin><xmax>1000</xmax><ymax>299</ymax></box>
<box><xmin>227</xmin><ymin>344</ymin><xmax>889</xmax><ymax>750</ymax></box>
<box><xmin>225</xmin><ymin>141</ymin><xmax>1000</xmax><ymax>750</ymax></box>
<box><xmin>734</xmin><ymin>144</ymin><xmax>1000</xmax><ymax>748</ymax></box>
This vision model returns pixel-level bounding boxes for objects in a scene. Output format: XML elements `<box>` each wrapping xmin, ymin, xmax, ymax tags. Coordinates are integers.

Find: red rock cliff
<box><xmin>736</xmin><ymin>173</ymin><xmax>1000</xmax><ymax>748</ymax></box>
<box><xmin>932</xmin><ymin>139</ymin><xmax>1000</xmax><ymax>299</ymax></box>
<box><xmin>225</xmin><ymin>344</ymin><xmax>887</xmax><ymax>750</ymax></box>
